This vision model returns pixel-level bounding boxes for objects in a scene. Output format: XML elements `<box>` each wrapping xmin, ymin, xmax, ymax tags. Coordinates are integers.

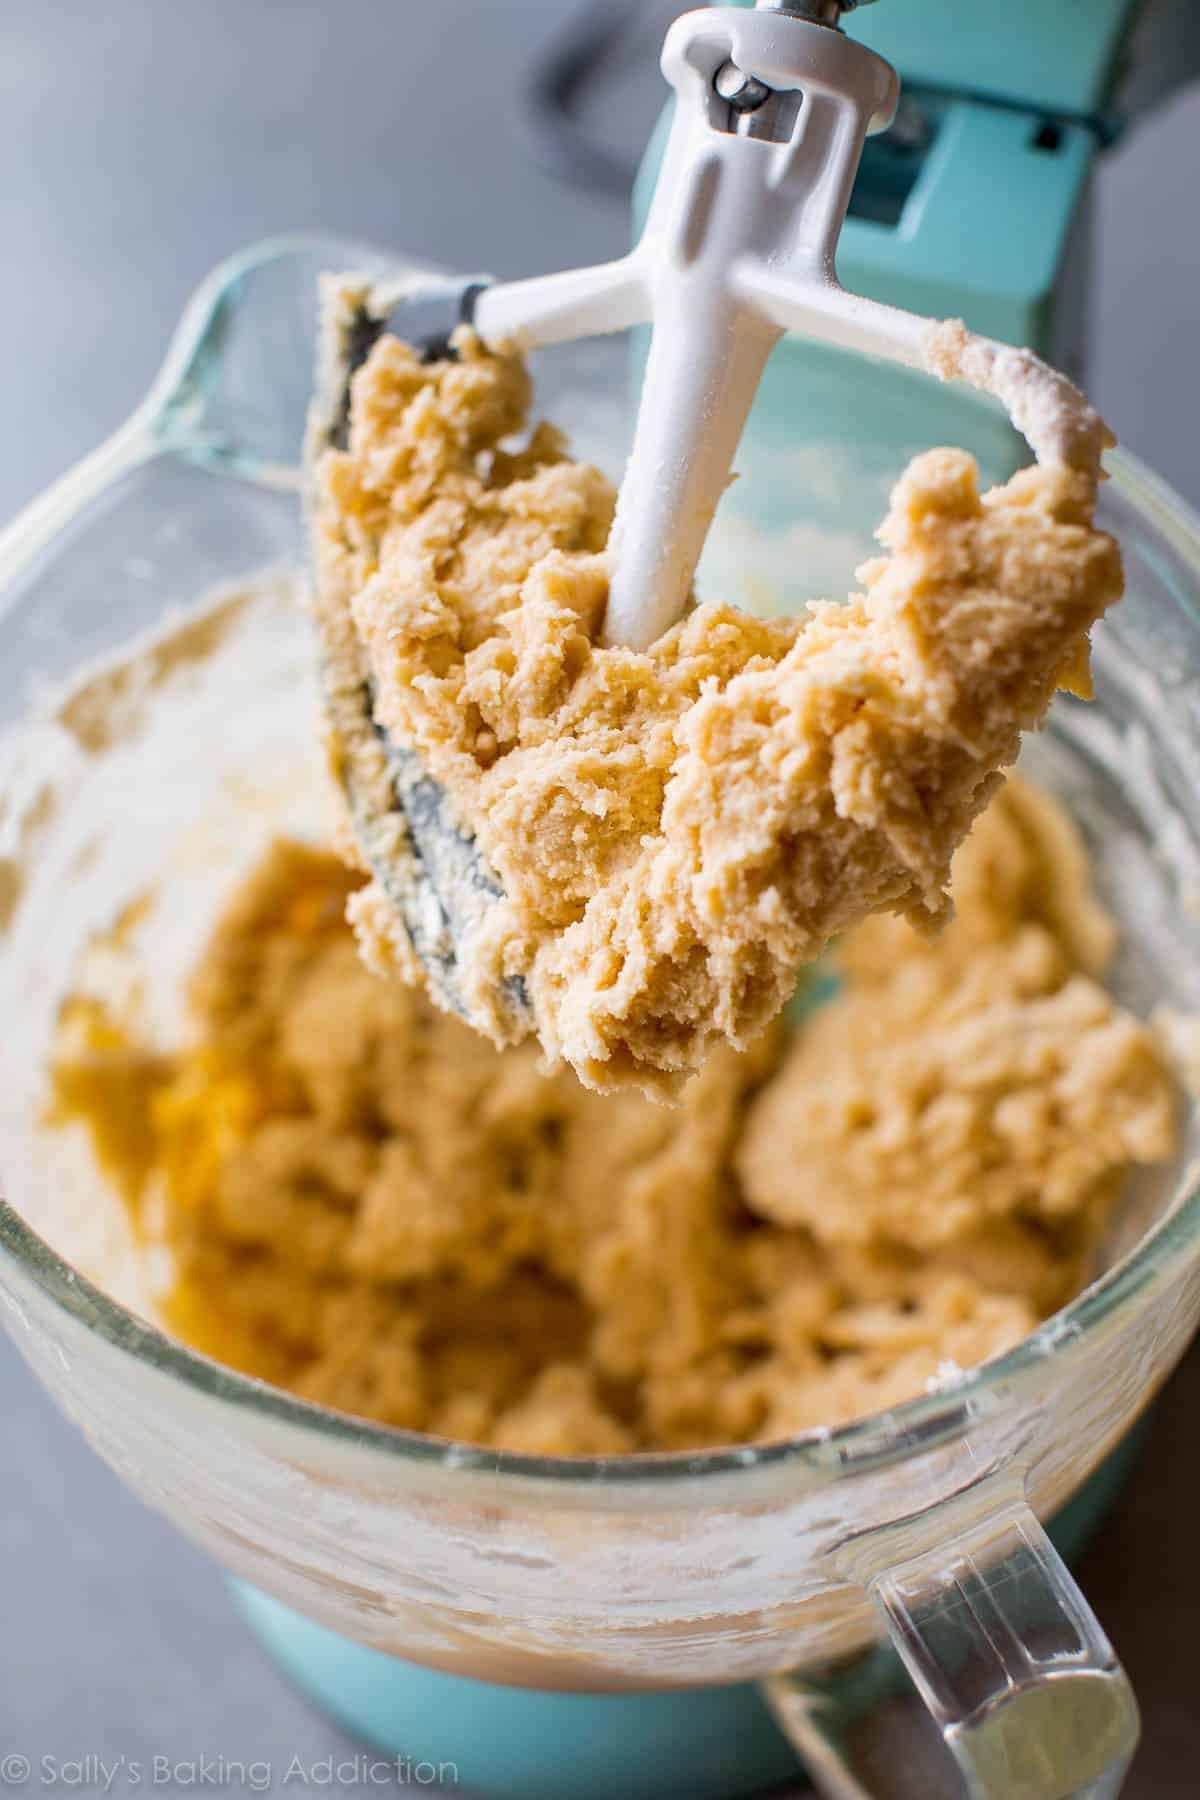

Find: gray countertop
<box><xmin>3</xmin><ymin>3</ymin><xmax>1200</xmax><ymax>1796</ymax></box>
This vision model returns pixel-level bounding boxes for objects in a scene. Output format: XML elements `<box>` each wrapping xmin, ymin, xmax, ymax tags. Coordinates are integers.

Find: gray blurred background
<box><xmin>2</xmin><ymin>2</ymin><xmax>1199</xmax><ymax>1796</ymax></box>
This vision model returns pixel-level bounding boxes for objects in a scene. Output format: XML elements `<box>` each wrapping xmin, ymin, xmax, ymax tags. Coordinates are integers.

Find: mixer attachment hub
<box><xmin>759</xmin><ymin>0</ymin><xmax>877</xmax><ymax>25</ymax></box>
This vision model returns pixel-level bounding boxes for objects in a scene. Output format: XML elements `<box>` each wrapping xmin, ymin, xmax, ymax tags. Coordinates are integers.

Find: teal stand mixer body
<box><xmin>236</xmin><ymin>3</ymin><xmax>1151</xmax><ymax>1794</ymax></box>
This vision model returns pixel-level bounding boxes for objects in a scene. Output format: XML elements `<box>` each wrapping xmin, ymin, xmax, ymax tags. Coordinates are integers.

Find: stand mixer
<box><xmin>1</xmin><ymin>4</ymin><xmax>1198</xmax><ymax>1800</ymax></box>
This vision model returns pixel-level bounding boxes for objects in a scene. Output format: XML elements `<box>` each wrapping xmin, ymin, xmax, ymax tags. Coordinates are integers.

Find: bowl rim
<box><xmin>2</xmin><ymin>236</ymin><xmax>1200</xmax><ymax>1493</ymax></box>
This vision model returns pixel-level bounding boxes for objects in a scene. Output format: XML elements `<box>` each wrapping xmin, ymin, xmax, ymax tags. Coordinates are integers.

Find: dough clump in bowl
<box><xmin>311</xmin><ymin>325</ymin><xmax>1122</xmax><ymax>1096</ymax></box>
<box><xmin>52</xmin><ymin>780</ymin><xmax>1180</xmax><ymax>1454</ymax></box>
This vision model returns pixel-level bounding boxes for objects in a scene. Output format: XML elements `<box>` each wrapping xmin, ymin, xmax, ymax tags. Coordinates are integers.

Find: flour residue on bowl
<box><xmin>0</xmin><ymin>572</ymin><xmax>329</xmax><ymax>1315</ymax></box>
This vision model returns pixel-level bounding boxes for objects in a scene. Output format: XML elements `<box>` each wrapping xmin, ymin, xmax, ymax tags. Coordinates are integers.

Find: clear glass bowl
<box><xmin>2</xmin><ymin>237</ymin><xmax>1199</xmax><ymax>1800</ymax></box>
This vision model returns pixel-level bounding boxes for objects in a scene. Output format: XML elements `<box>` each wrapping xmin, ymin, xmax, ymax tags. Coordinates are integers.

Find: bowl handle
<box><xmin>0</xmin><ymin>409</ymin><xmax>159</xmax><ymax>592</ymax></box>
<box><xmin>763</xmin><ymin>1500</ymin><xmax>1139</xmax><ymax>1799</ymax></box>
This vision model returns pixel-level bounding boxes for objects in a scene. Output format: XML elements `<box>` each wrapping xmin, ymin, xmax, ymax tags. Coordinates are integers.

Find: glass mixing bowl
<box><xmin>2</xmin><ymin>238</ymin><xmax>1199</xmax><ymax>1800</ymax></box>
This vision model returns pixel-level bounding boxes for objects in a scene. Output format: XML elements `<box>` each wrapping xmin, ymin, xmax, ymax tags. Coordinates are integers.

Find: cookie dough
<box><xmin>311</xmin><ymin>325</ymin><xmax>1122</xmax><ymax>1095</ymax></box>
<box><xmin>51</xmin><ymin>778</ymin><xmax>1179</xmax><ymax>1453</ymax></box>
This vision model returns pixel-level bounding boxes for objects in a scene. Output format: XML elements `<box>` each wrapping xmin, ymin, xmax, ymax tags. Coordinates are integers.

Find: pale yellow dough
<box><xmin>311</xmin><ymin>332</ymin><xmax>1122</xmax><ymax>1094</ymax></box>
<box><xmin>51</xmin><ymin>779</ymin><xmax>1179</xmax><ymax>1453</ymax></box>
